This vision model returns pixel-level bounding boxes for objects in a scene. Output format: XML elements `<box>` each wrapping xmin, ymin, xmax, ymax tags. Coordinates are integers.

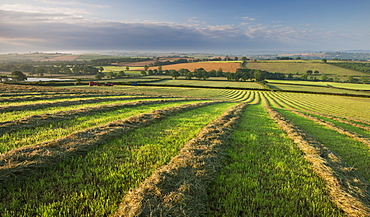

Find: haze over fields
<box><xmin>1</xmin><ymin>0</ymin><xmax>370</xmax><ymax>54</ymax></box>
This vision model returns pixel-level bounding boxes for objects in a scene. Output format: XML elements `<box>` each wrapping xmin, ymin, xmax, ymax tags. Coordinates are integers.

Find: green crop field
<box><xmin>1</xmin><ymin>82</ymin><xmax>370</xmax><ymax>216</ymax></box>
<box><xmin>247</xmin><ymin>60</ymin><xmax>364</xmax><ymax>76</ymax></box>
<box><xmin>146</xmin><ymin>79</ymin><xmax>264</xmax><ymax>89</ymax></box>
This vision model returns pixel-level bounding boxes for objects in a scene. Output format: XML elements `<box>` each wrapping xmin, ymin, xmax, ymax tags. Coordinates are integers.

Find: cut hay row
<box><xmin>264</xmin><ymin>100</ymin><xmax>370</xmax><ymax>216</ymax></box>
<box><xmin>264</xmin><ymin>93</ymin><xmax>370</xmax><ymax>140</ymax></box>
<box><xmin>0</xmin><ymin>101</ymin><xmax>216</xmax><ymax>186</ymax></box>
<box><xmin>0</xmin><ymin>99</ymin><xmax>191</xmax><ymax>135</ymax></box>
<box><xmin>0</xmin><ymin>100</ymin><xmax>207</xmax><ymax>154</ymax></box>
<box><xmin>115</xmin><ymin>102</ymin><xmax>247</xmax><ymax>216</ymax></box>
<box><xmin>291</xmin><ymin>110</ymin><xmax>370</xmax><ymax>146</ymax></box>
<box><xmin>265</xmin><ymin>92</ymin><xmax>370</xmax><ymax>125</ymax></box>
<box><xmin>0</xmin><ymin>96</ymin><xmax>169</xmax><ymax>113</ymax></box>
<box><xmin>0</xmin><ymin>93</ymin><xmax>127</xmax><ymax>103</ymax></box>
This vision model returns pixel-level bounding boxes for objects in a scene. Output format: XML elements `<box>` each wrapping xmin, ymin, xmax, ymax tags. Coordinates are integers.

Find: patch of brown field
<box><xmin>146</xmin><ymin>62</ymin><xmax>242</xmax><ymax>72</ymax></box>
<box><xmin>115</xmin><ymin>102</ymin><xmax>247</xmax><ymax>217</ymax></box>
<box><xmin>0</xmin><ymin>98</ymin><xmax>187</xmax><ymax>136</ymax></box>
<box><xmin>0</xmin><ymin>101</ymin><xmax>216</xmax><ymax>186</ymax></box>
<box><xmin>38</xmin><ymin>55</ymin><xmax>80</xmax><ymax>62</ymax></box>
<box><xmin>263</xmin><ymin>98</ymin><xmax>370</xmax><ymax>216</ymax></box>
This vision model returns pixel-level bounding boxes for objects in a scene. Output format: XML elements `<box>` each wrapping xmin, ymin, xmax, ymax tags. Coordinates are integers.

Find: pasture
<box><xmin>1</xmin><ymin>82</ymin><xmax>370</xmax><ymax>216</ymax></box>
<box><xmin>247</xmin><ymin>60</ymin><xmax>364</xmax><ymax>76</ymax></box>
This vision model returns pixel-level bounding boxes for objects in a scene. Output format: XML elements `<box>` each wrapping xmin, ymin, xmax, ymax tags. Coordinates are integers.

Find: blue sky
<box><xmin>1</xmin><ymin>0</ymin><xmax>369</xmax><ymax>54</ymax></box>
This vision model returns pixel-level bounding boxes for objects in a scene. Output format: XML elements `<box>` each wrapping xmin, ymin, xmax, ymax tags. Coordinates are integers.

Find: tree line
<box><xmin>327</xmin><ymin>62</ymin><xmax>370</xmax><ymax>74</ymax></box>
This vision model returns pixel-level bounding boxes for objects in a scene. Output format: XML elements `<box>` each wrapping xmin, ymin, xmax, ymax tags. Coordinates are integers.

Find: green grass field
<box><xmin>247</xmin><ymin>60</ymin><xmax>364</xmax><ymax>76</ymax></box>
<box><xmin>1</xmin><ymin>82</ymin><xmax>370</xmax><ymax>216</ymax></box>
<box><xmin>148</xmin><ymin>79</ymin><xmax>264</xmax><ymax>89</ymax></box>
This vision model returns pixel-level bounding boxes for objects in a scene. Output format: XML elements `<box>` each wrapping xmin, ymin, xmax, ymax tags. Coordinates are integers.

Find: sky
<box><xmin>1</xmin><ymin>0</ymin><xmax>370</xmax><ymax>54</ymax></box>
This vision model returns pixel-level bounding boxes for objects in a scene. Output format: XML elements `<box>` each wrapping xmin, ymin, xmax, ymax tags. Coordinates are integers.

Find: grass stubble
<box><xmin>265</xmin><ymin>101</ymin><xmax>370</xmax><ymax>216</ymax></box>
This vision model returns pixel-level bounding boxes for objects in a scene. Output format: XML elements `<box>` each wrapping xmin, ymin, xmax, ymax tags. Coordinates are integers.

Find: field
<box><xmin>1</xmin><ymin>82</ymin><xmax>370</xmax><ymax>216</ymax></box>
<box><xmin>247</xmin><ymin>60</ymin><xmax>364</xmax><ymax>76</ymax></box>
<box><xmin>143</xmin><ymin>79</ymin><xmax>265</xmax><ymax>89</ymax></box>
<box><xmin>147</xmin><ymin>61</ymin><xmax>242</xmax><ymax>72</ymax></box>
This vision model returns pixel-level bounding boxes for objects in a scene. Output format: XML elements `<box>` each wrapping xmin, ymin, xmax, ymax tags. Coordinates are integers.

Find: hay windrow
<box><xmin>0</xmin><ymin>98</ymin><xmax>188</xmax><ymax>135</ymax></box>
<box><xmin>0</xmin><ymin>96</ymin><xmax>171</xmax><ymax>113</ymax></box>
<box><xmin>115</xmin><ymin>102</ymin><xmax>247</xmax><ymax>217</ymax></box>
<box><xmin>0</xmin><ymin>101</ymin><xmax>215</xmax><ymax>186</ymax></box>
<box><xmin>291</xmin><ymin>110</ymin><xmax>370</xmax><ymax>146</ymax></box>
<box><xmin>264</xmin><ymin>103</ymin><xmax>370</xmax><ymax>216</ymax></box>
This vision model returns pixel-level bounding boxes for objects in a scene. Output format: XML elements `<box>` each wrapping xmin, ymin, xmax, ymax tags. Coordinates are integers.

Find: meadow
<box><xmin>1</xmin><ymin>82</ymin><xmax>370</xmax><ymax>216</ymax></box>
<box><xmin>247</xmin><ymin>60</ymin><xmax>363</xmax><ymax>76</ymax></box>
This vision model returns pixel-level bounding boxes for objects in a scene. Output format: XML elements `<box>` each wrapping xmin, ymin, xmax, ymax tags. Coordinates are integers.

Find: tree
<box><xmin>306</xmin><ymin>70</ymin><xmax>313</xmax><ymax>75</ymax></box>
<box><xmin>108</xmin><ymin>71</ymin><xmax>117</xmax><ymax>78</ymax></box>
<box><xmin>126</xmin><ymin>66</ymin><xmax>130</xmax><ymax>71</ymax></box>
<box><xmin>185</xmin><ymin>71</ymin><xmax>193</xmax><ymax>80</ymax></box>
<box><xmin>254</xmin><ymin>71</ymin><xmax>265</xmax><ymax>82</ymax></box>
<box><xmin>287</xmin><ymin>73</ymin><xmax>294</xmax><ymax>79</ymax></box>
<box><xmin>216</xmin><ymin>68</ymin><xmax>223</xmax><ymax>77</ymax></box>
<box><xmin>170</xmin><ymin>70</ymin><xmax>180</xmax><ymax>79</ymax></box>
<box><xmin>300</xmin><ymin>74</ymin><xmax>308</xmax><ymax>80</ymax></box>
<box><xmin>360</xmin><ymin>76</ymin><xmax>369</xmax><ymax>84</ymax></box>
<box><xmin>117</xmin><ymin>71</ymin><xmax>126</xmax><ymax>78</ymax></box>
<box><xmin>144</xmin><ymin>65</ymin><xmax>149</xmax><ymax>71</ymax></box>
<box><xmin>314</xmin><ymin>70</ymin><xmax>320</xmax><ymax>74</ymax></box>
<box><xmin>95</xmin><ymin>72</ymin><xmax>105</xmax><ymax>80</ymax></box>
<box><xmin>322</xmin><ymin>59</ymin><xmax>327</xmax><ymax>63</ymax></box>
<box><xmin>140</xmin><ymin>71</ymin><xmax>147</xmax><ymax>76</ymax></box>
<box><xmin>321</xmin><ymin>74</ymin><xmax>329</xmax><ymax>81</ymax></box>
<box><xmin>346</xmin><ymin>75</ymin><xmax>354</xmax><ymax>83</ymax></box>
<box><xmin>11</xmin><ymin>70</ymin><xmax>27</xmax><ymax>81</ymax></box>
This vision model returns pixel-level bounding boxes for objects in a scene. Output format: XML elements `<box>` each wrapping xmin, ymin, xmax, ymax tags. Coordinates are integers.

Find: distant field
<box><xmin>267</xmin><ymin>80</ymin><xmax>370</xmax><ymax>90</ymax></box>
<box><xmin>147</xmin><ymin>79</ymin><xmax>264</xmax><ymax>89</ymax></box>
<box><xmin>247</xmin><ymin>60</ymin><xmax>363</xmax><ymax>76</ymax></box>
<box><xmin>267</xmin><ymin>83</ymin><xmax>370</xmax><ymax>95</ymax></box>
<box><xmin>147</xmin><ymin>62</ymin><xmax>242</xmax><ymax>72</ymax></box>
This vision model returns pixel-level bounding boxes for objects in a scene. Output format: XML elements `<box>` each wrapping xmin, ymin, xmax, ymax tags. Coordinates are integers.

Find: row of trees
<box><xmin>140</xmin><ymin>67</ymin><xmax>284</xmax><ymax>82</ymax></box>
<box><xmin>328</xmin><ymin>62</ymin><xmax>370</xmax><ymax>74</ymax></box>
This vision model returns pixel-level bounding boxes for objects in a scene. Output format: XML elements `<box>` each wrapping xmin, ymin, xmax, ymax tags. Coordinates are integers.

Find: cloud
<box><xmin>241</xmin><ymin>17</ymin><xmax>256</xmax><ymax>21</ymax></box>
<box><xmin>35</xmin><ymin>0</ymin><xmax>110</xmax><ymax>8</ymax></box>
<box><xmin>1</xmin><ymin>5</ymin><xmax>364</xmax><ymax>53</ymax></box>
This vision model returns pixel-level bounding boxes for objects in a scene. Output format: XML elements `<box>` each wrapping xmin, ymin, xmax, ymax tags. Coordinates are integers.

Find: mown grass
<box><xmin>72</xmin><ymin>85</ymin><xmax>236</xmax><ymax>101</ymax></box>
<box><xmin>0</xmin><ymin>100</ymin><xmax>203</xmax><ymax>154</ymax></box>
<box><xmin>208</xmin><ymin>104</ymin><xmax>344</xmax><ymax>216</ymax></box>
<box><xmin>267</xmin><ymin>80</ymin><xmax>370</xmax><ymax>90</ymax></box>
<box><xmin>0</xmin><ymin>102</ymin><xmax>236</xmax><ymax>216</ymax></box>
<box><xmin>303</xmin><ymin>112</ymin><xmax>370</xmax><ymax>138</ymax></box>
<box><xmin>0</xmin><ymin>95</ymin><xmax>127</xmax><ymax>107</ymax></box>
<box><xmin>150</xmin><ymin>79</ymin><xmax>264</xmax><ymax>89</ymax></box>
<box><xmin>278</xmin><ymin>109</ymin><xmax>370</xmax><ymax>180</ymax></box>
<box><xmin>0</xmin><ymin>97</ymin><xmax>175</xmax><ymax>123</ymax></box>
<box><xmin>266</xmin><ymin>83</ymin><xmax>370</xmax><ymax>95</ymax></box>
<box><xmin>266</xmin><ymin>92</ymin><xmax>370</xmax><ymax>123</ymax></box>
